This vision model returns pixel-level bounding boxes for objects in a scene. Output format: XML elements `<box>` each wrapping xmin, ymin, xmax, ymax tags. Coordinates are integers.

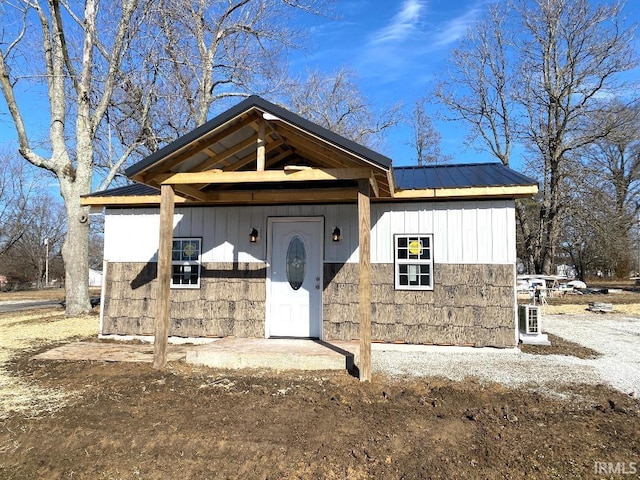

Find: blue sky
<box><xmin>288</xmin><ymin>0</ymin><xmax>495</xmax><ymax>166</ymax></box>
<box><xmin>2</xmin><ymin>0</ymin><xmax>639</xmax><ymax>177</ymax></box>
<box><xmin>0</xmin><ymin>0</ymin><xmax>489</xmax><ymax>171</ymax></box>
<box><xmin>288</xmin><ymin>0</ymin><xmax>640</xmax><ymax>169</ymax></box>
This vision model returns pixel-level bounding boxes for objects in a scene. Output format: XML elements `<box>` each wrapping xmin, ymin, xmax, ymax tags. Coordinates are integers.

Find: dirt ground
<box><xmin>0</xmin><ymin>299</ymin><xmax>639</xmax><ymax>479</ymax></box>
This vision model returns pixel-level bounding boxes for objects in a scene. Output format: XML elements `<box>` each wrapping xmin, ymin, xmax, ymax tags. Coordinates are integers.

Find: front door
<box><xmin>267</xmin><ymin>218</ymin><xmax>323</xmax><ymax>338</ymax></box>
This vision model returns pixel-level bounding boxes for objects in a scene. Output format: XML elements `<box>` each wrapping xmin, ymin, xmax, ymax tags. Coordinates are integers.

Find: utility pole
<box><xmin>44</xmin><ymin>237</ymin><xmax>49</xmax><ymax>288</ymax></box>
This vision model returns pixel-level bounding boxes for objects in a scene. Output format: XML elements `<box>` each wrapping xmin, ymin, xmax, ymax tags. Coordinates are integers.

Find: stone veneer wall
<box><xmin>102</xmin><ymin>262</ymin><xmax>266</xmax><ymax>337</ymax></box>
<box><xmin>103</xmin><ymin>261</ymin><xmax>515</xmax><ymax>347</ymax></box>
<box><xmin>323</xmin><ymin>263</ymin><xmax>516</xmax><ymax>347</ymax></box>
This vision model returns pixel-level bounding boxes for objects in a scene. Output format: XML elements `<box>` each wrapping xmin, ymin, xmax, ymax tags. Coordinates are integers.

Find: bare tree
<box><xmin>406</xmin><ymin>97</ymin><xmax>449</xmax><ymax>165</ymax></box>
<box><xmin>0</xmin><ymin>0</ymin><xmax>157</xmax><ymax>313</ymax></box>
<box><xmin>569</xmin><ymin>101</ymin><xmax>640</xmax><ymax>277</ymax></box>
<box><xmin>0</xmin><ymin>153</ymin><xmax>37</xmax><ymax>257</ymax></box>
<box><xmin>2</xmin><ymin>193</ymin><xmax>66</xmax><ymax>287</ymax></box>
<box><xmin>436</xmin><ymin>3</ymin><xmax>514</xmax><ymax>166</ymax></box>
<box><xmin>558</xmin><ymin>156</ymin><xmax>629</xmax><ymax>280</ymax></box>
<box><xmin>89</xmin><ymin>214</ymin><xmax>105</xmax><ymax>271</ymax></box>
<box><xmin>153</xmin><ymin>0</ymin><xmax>327</xmax><ymax>132</ymax></box>
<box><xmin>516</xmin><ymin>0</ymin><xmax>636</xmax><ymax>274</ymax></box>
<box><xmin>0</xmin><ymin>0</ymin><xmax>326</xmax><ymax>314</ymax></box>
<box><xmin>283</xmin><ymin>67</ymin><xmax>401</xmax><ymax>149</ymax></box>
<box><xmin>435</xmin><ymin>3</ymin><xmax>542</xmax><ymax>271</ymax></box>
<box><xmin>584</xmin><ymin>102</ymin><xmax>640</xmax><ymax>219</ymax></box>
<box><xmin>437</xmin><ymin>0</ymin><xmax>637</xmax><ymax>275</ymax></box>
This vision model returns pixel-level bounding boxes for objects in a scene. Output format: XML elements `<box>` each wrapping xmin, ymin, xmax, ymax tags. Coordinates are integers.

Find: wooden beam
<box><xmin>80</xmin><ymin>195</ymin><xmax>189</xmax><ymax>207</ymax></box>
<box><xmin>271</xmin><ymin>120</ymin><xmax>383</xmax><ymax>168</ymax></box>
<box><xmin>392</xmin><ymin>184</ymin><xmax>539</xmax><ymax>199</ymax></box>
<box><xmin>283</xmin><ymin>165</ymin><xmax>313</xmax><ymax>171</ymax></box>
<box><xmin>226</xmin><ymin>139</ymin><xmax>284</xmax><ymax>172</ymax></box>
<box><xmin>203</xmin><ymin>147</ymin><xmax>229</xmax><ymax>166</ymax></box>
<box><xmin>373</xmin><ymin>171</ymin><xmax>392</xmax><ymax>197</ymax></box>
<box><xmin>280</xmin><ymin>139</ymin><xmax>391</xmax><ymax>197</ymax></box>
<box><xmin>159</xmin><ymin>167</ymin><xmax>375</xmax><ymax>185</ymax></box>
<box><xmin>257</xmin><ymin>119</ymin><xmax>266</xmax><ymax>171</ymax></box>
<box><xmin>368</xmin><ymin>172</ymin><xmax>380</xmax><ymax>198</ymax></box>
<box><xmin>250</xmin><ymin>187</ymin><xmax>357</xmax><ymax>203</ymax></box>
<box><xmin>81</xmin><ymin>188</ymin><xmax>358</xmax><ymax>207</ymax></box>
<box><xmin>153</xmin><ymin>184</ymin><xmax>175</xmax><ymax>370</ymax></box>
<box><xmin>136</xmin><ymin>114</ymin><xmax>258</xmax><ymax>180</ymax></box>
<box><xmin>265</xmin><ymin>147</ymin><xmax>295</xmax><ymax>167</ymax></box>
<box><xmin>386</xmin><ymin>169</ymin><xmax>397</xmax><ymax>197</ymax></box>
<box><xmin>358</xmin><ymin>179</ymin><xmax>372</xmax><ymax>382</ymax></box>
<box><xmin>276</xmin><ymin>134</ymin><xmax>352</xmax><ymax>169</ymax></box>
<box><xmin>202</xmin><ymin>188</ymin><xmax>357</xmax><ymax>203</ymax></box>
<box><xmin>173</xmin><ymin>185</ymin><xmax>208</xmax><ymax>202</ymax></box>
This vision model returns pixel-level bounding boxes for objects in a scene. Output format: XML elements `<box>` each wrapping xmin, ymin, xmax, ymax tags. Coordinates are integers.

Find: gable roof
<box><xmin>126</xmin><ymin>96</ymin><xmax>392</xmax><ymax>179</ymax></box>
<box><xmin>124</xmin><ymin>96</ymin><xmax>394</xmax><ymax>202</ymax></box>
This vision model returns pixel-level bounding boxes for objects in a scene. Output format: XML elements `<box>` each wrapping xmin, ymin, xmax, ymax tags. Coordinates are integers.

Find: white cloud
<box><xmin>371</xmin><ymin>0</ymin><xmax>426</xmax><ymax>45</ymax></box>
<box><xmin>356</xmin><ymin>1</ymin><xmax>487</xmax><ymax>84</ymax></box>
<box><xmin>432</xmin><ymin>6</ymin><xmax>482</xmax><ymax>47</ymax></box>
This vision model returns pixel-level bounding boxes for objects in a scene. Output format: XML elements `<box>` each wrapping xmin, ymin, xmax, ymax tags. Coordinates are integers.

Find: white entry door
<box><xmin>267</xmin><ymin>218</ymin><xmax>323</xmax><ymax>338</ymax></box>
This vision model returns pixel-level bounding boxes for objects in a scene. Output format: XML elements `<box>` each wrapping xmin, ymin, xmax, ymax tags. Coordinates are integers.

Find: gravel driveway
<box><xmin>373</xmin><ymin>313</ymin><xmax>640</xmax><ymax>397</ymax></box>
<box><xmin>543</xmin><ymin>313</ymin><xmax>640</xmax><ymax>395</ymax></box>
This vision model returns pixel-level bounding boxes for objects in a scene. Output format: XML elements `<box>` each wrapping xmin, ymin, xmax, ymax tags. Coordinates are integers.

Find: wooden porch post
<box><xmin>153</xmin><ymin>184</ymin><xmax>175</xmax><ymax>369</ymax></box>
<box><xmin>358</xmin><ymin>179</ymin><xmax>372</xmax><ymax>382</ymax></box>
<box><xmin>257</xmin><ymin>119</ymin><xmax>266</xmax><ymax>171</ymax></box>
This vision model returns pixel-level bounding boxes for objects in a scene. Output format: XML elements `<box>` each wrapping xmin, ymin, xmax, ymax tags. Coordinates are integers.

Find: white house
<box><xmin>83</xmin><ymin>97</ymin><xmax>537</xmax><ymax>370</ymax></box>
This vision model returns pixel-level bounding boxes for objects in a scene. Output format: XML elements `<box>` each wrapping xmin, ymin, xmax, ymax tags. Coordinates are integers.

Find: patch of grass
<box><xmin>0</xmin><ymin>288</ymin><xmax>101</xmax><ymax>303</ymax></box>
<box><xmin>0</xmin><ymin>308</ymin><xmax>99</xmax><ymax>419</ymax></box>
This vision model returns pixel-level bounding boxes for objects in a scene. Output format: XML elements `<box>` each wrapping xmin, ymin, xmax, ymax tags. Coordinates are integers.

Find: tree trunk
<box><xmin>59</xmin><ymin>176</ymin><xmax>91</xmax><ymax>315</ymax></box>
<box><xmin>540</xmin><ymin>159</ymin><xmax>563</xmax><ymax>275</ymax></box>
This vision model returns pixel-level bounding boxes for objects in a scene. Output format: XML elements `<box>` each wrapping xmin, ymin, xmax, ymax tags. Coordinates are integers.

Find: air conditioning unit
<box><xmin>519</xmin><ymin>304</ymin><xmax>541</xmax><ymax>335</ymax></box>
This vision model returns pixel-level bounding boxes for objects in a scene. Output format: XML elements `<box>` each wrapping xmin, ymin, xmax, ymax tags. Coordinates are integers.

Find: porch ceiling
<box><xmin>127</xmin><ymin>97</ymin><xmax>394</xmax><ymax>204</ymax></box>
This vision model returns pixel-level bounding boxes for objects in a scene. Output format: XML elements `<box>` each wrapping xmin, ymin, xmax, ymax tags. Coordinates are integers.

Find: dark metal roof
<box><xmin>86</xmin><ymin>184</ymin><xmax>159</xmax><ymax>197</ymax></box>
<box><xmin>125</xmin><ymin>96</ymin><xmax>393</xmax><ymax>178</ymax></box>
<box><xmin>87</xmin><ymin>163</ymin><xmax>537</xmax><ymax>199</ymax></box>
<box><xmin>393</xmin><ymin>163</ymin><xmax>537</xmax><ymax>190</ymax></box>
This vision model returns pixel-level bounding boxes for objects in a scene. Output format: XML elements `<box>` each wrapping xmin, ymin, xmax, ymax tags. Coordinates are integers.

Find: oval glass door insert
<box><xmin>286</xmin><ymin>235</ymin><xmax>306</xmax><ymax>290</ymax></box>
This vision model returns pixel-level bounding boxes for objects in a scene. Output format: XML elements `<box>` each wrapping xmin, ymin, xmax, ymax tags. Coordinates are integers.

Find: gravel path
<box><xmin>372</xmin><ymin>313</ymin><xmax>640</xmax><ymax>396</ymax></box>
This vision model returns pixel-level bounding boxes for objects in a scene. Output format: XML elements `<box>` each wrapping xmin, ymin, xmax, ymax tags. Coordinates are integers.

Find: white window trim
<box><xmin>171</xmin><ymin>237</ymin><xmax>201</xmax><ymax>289</ymax></box>
<box><xmin>394</xmin><ymin>234</ymin><xmax>434</xmax><ymax>291</ymax></box>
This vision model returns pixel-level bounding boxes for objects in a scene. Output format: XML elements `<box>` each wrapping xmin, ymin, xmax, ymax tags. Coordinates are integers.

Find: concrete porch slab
<box><xmin>186</xmin><ymin>338</ymin><xmax>357</xmax><ymax>371</ymax></box>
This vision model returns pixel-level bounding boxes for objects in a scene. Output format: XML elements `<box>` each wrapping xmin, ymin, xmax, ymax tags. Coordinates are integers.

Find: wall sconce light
<box><xmin>332</xmin><ymin>227</ymin><xmax>341</xmax><ymax>242</ymax></box>
<box><xmin>250</xmin><ymin>228</ymin><xmax>259</xmax><ymax>243</ymax></box>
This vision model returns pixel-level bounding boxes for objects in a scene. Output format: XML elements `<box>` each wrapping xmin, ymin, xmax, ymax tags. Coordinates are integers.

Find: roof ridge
<box><xmin>393</xmin><ymin>162</ymin><xmax>502</xmax><ymax>170</ymax></box>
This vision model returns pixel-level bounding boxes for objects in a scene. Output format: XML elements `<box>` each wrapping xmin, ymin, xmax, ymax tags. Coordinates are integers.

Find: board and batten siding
<box><xmin>103</xmin><ymin>200</ymin><xmax>515</xmax><ymax>265</ymax></box>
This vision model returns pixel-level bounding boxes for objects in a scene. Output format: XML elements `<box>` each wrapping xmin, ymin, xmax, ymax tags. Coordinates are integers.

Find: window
<box><xmin>286</xmin><ymin>235</ymin><xmax>306</xmax><ymax>291</ymax></box>
<box><xmin>171</xmin><ymin>238</ymin><xmax>201</xmax><ymax>288</ymax></box>
<box><xmin>394</xmin><ymin>234</ymin><xmax>433</xmax><ymax>290</ymax></box>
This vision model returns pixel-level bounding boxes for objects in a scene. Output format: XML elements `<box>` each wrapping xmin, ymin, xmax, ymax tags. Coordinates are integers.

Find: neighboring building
<box><xmin>83</xmin><ymin>96</ymin><xmax>537</xmax><ymax>348</ymax></box>
<box><xmin>89</xmin><ymin>268</ymin><xmax>103</xmax><ymax>287</ymax></box>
